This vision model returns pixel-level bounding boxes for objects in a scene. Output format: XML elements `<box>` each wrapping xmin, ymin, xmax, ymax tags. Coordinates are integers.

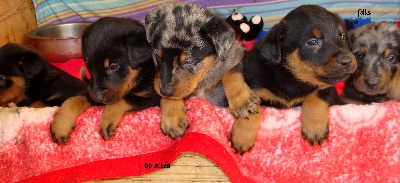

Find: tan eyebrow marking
<box><xmin>104</xmin><ymin>58</ymin><xmax>110</xmax><ymax>69</ymax></box>
<box><xmin>312</xmin><ymin>29</ymin><xmax>322</xmax><ymax>38</ymax></box>
<box><xmin>179</xmin><ymin>51</ymin><xmax>188</xmax><ymax>63</ymax></box>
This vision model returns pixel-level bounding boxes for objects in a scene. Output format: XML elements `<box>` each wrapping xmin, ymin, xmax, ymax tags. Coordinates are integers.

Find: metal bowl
<box><xmin>26</xmin><ymin>22</ymin><xmax>91</xmax><ymax>63</ymax></box>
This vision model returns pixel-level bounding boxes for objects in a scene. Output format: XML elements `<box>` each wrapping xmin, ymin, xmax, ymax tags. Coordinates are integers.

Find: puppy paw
<box><xmin>231</xmin><ymin>128</ymin><xmax>256</xmax><ymax>154</ymax></box>
<box><xmin>161</xmin><ymin>109</ymin><xmax>189</xmax><ymax>139</ymax></box>
<box><xmin>301</xmin><ymin>121</ymin><xmax>329</xmax><ymax>146</ymax></box>
<box><xmin>50</xmin><ymin>116</ymin><xmax>75</xmax><ymax>145</ymax></box>
<box><xmin>49</xmin><ymin>95</ymin><xmax>92</xmax><ymax>145</ymax></box>
<box><xmin>160</xmin><ymin>98</ymin><xmax>189</xmax><ymax>139</ymax></box>
<box><xmin>100</xmin><ymin>100</ymin><xmax>132</xmax><ymax>140</ymax></box>
<box><xmin>230</xmin><ymin>111</ymin><xmax>261</xmax><ymax>154</ymax></box>
<box><xmin>301</xmin><ymin>89</ymin><xmax>331</xmax><ymax>146</ymax></box>
<box><xmin>229</xmin><ymin>90</ymin><xmax>261</xmax><ymax>119</ymax></box>
<box><xmin>100</xmin><ymin>119</ymin><xmax>118</xmax><ymax>140</ymax></box>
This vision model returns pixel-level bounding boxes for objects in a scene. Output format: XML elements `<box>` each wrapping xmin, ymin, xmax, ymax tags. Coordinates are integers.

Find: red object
<box><xmin>1</xmin><ymin>97</ymin><xmax>400</xmax><ymax>183</ymax></box>
<box><xmin>51</xmin><ymin>59</ymin><xmax>90</xmax><ymax>80</ymax></box>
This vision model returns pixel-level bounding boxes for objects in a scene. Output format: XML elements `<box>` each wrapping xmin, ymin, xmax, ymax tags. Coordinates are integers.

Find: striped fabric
<box><xmin>33</xmin><ymin>0</ymin><xmax>400</xmax><ymax>31</ymax></box>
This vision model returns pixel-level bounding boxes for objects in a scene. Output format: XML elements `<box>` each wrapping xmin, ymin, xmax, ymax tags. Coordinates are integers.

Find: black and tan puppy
<box><xmin>0</xmin><ymin>43</ymin><xmax>87</xmax><ymax>107</ymax></box>
<box><xmin>340</xmin><ymin>22</ymin><xmax>400</xmax><ymax>104</ymax></box>
<box><xmin>145</xmin><ymin>2</ymin><xmax>260</xmax><ymax>153</ymax></box>
<box><xmin>242</xmin><ymin>5</ymin><xmax>357</xmax><ymax>146</ymax></box>
<box><xmin>50</xmin><ymin>17</ymin><xmax>160</xmax><ymax>144</ymax></box>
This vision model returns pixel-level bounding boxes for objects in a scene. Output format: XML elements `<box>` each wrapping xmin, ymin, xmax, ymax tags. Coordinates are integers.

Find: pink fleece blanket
<box><xmin>1</xmin><ymin>96</ymin><xmax>400</xmax><ymax>183</ymax></box>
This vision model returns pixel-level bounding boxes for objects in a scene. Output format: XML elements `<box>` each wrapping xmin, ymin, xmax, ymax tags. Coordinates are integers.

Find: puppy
<box><xmin>340</xmin><ymin>22</ymin><xmax>400</xmax><ymax>104</ymax></box>
<box><xmin>145</xmin><ymin>2</ymin><xmax>260</xmax><ymax>153</ymax></box>
<box><xmin>242</xmin><ymin>5</ymin><xmax>357</xmax><ymax>146</ymax></box>
<box><xmin>50</xmin><ymin>17</ymin><xmax>160</xmax><ymax>144</ymax></box>
<box><xmin>0</xmin><ymin>43</ymin><xmax>87</xmax><ymax>107</ymax></box>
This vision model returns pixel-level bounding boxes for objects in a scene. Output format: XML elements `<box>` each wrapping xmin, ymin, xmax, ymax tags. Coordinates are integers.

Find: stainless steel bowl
<box><xmin>26</xmin><ymin>22</ymin><xmax>91</xmax><ymax>63</ymax></box>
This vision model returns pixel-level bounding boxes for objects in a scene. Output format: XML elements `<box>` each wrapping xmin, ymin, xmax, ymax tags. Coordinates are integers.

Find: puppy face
<box><xmin>350</xmin><ymin>22</ymin><xmax>400</xmax><ymax>95</ymax></box>
<box><xmin>0</xmin><ymin>43</ymin><xmax>43</xmax><ymax>106</ymax></box>
<box><xmin>145</xmin><ymin>3</ymin><xmax>235</xmax><ymax>99</ymax></box>
<box><xmin>259</xmin><ymin>5</ymin><xmax>357</xmax><ymax>86</ymax></box>
<box><xmin>82</xmin><ymin>17</ymin><xmax>152</xmax><ymax>104</ymax></box>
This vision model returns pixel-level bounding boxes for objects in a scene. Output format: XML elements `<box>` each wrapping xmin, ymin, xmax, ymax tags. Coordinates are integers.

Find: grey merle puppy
<box><xmin>340</xmin><ymin>22</ymin><xmax>400</xmax><ymax>104</ymax></box>
<box><xmin>145</xmin><ymin>2</ymin><xmax>261</xmax><ymax>154</ymax></box>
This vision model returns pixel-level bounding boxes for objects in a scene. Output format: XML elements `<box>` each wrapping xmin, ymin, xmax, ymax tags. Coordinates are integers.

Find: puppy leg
<box><xmin>160</xmin><ymin>97</ymin><xmax>189</xmax><ymax>139</ymax></box>
<box><xmin>223</xmin><ymin>66</ymin><xmax>261</xmax><ymax>153</ymax></box>
<box><xmin>50</xmin><ymin>96</ymin><xmax>92</xmax><ymax>144</ymax></box>
<box><xmin>100</xmin><ymin>100</ymin><xmax>133</xmax><ymax>140</ymax></box>
<box><xmin>301</xmin><ymin>88</ymin><xmax>335</xmax><ymax>145</ymax></box>
<box><xmin>222</xmin><ymin>66</ymin><xmax>261</xmax><ymax>118</ymax></box>
<box><xmin>230</xmin><ymin>106</ymin><xmax>262</xmax><ymax>154</ymax></box>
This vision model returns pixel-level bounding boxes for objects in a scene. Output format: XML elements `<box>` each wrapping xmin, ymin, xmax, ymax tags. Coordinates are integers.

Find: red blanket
<box><xmin>1</xmin><ymin>97</ymin><xmax>400</xmax><ymax>183</ymax></box>
<box><xmin>1</xmin><ymin>59</ymin><xmax>400</xmax><ymax>182</ymax></box>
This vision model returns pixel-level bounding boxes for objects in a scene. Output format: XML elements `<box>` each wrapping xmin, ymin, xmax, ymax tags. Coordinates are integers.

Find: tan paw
<box><xmin>50</xmin><ymin>115</ymin><xmax>75</xmax><ymax>145</ymax></box>
<box><xmin>50</xmin><ymin>96</ymin><xmax>91</xmax><ymax>144</ymax></box>
<box><xmin>229</xmin><ymin>90</ymin><xmax>261</xmax><ymax>119</ymax></box>
<box><xmin>301</xmin><ymin>120</ymin><xmax>329</xmax><ymax>146</ymax></box>
<box><xmin>100</xmin><ymin>100</ymin><xmax>132</xmax><ymax>140</ymax></box>
<box><xmin>222</xmin><ymin>70</ymin><xmax>261</xmax><ymax>119</ymax></box>
<box><xmin>161</xmin><ymin>113</ymin><xmax>189</xmax><ymax>139</ymax></box>
<box><xmin>160</xmin><ymin>98</ymin><xmax>189</xmax><ymax>139</ymax></box>
<box><xmin>301</xmin><ymin>90</ymin><xmax>330</xmax><ymax>146</ymax></box>
<box><xmin>230</xmin><ymin>110</ymin><xmax>261</xmax><ymax>154</ymax></box>
<box><xmin>100</xmin><ymin>118</ymin><xmax>119</xmax><ymax>140</ymax></box>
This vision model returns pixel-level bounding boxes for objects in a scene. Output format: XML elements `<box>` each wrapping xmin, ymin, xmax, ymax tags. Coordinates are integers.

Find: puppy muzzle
<box><xmin>364</xmin><ymin>78</ymin><xmax>379</xmax><ymax>90</ymax></box>
<box><xmin>337</xmin><ymin>56</ymin><xmax>352</xmax><ymax>68</ymax></box>
<box><xmin>89</xmin><ymin>87</ymin><xmax>105</xmax><ymax>103</ymax></box>
<box><xmin>160</xmin><ymin>83</ymin><xmax>174</xmax><ymax>97</ymax></box>
<box><xmin>336</xmin><ymin>53</ymin><xmax>357</xmax><ymax>72</ymax></box>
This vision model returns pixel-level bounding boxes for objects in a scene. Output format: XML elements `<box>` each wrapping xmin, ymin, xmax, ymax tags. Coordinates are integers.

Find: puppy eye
<box><xmin>306</xmin><ymin>39</ymin><xmax>319</xmax><ymax>46</ymax></box>
<box><xmin>340</xmin><ymin>33</ymin><xmax>346</xmax><ymax>40</ymax></box>
<box><xmin>354</xmin><ymin>51</ymin><xmax>364</xmax><ymax>61</ymax></box>
<box><xmin>387</xmin><ymin>55</ymin><xmax>396</xmax><ymax>63</ymax></box>
<box><xmin>109</xmin><ymin>63</ymin><xmax>119</xmax><ymax>70</ymax></box>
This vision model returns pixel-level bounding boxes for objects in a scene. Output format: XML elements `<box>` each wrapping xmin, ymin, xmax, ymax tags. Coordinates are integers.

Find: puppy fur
<box><xmin>50</xmin><ymin>17</ymin><xmax>160</xmax><ymax>144</ymax></box>
<box><xmin>145</xmin><ymin>2</ymin><xmax>260</xmax><ymax>153</ymax></box>
<box><xmin>340</xmin><ymin>22</ymin><xmax>400</xmax><ymax>104</ymax></box>
<box><xmin>0</xmin><ymin>43</ymin><xmax>87</xmax><ymax>107</ymax></box>
<box><xmin>242</xmin><ymin>5</ymin><xmax>357</xmax><ymax>146</ymax></box>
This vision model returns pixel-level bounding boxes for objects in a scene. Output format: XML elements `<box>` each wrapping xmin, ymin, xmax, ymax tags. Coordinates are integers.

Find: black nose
<box><xmin>0</xmin><ymin>75</ymin><xmax>6</xmax><ymax>86</ymax></box>
<box><xmin>365</xmin><ymin>78</ymin><xmax>379</xmax><ymax>90</ymax></box>
<box><xmin>160</xmin><ymin>84</ymin><xmax>174</xmax><ymax>97</ymax></box>
<box><xmin>89</xmin><ymin>88</ymin><xmax>105</xmax><ymax>103</ymax></box>
<box><xmin>338</xmin><ymin>57</ymin><xmax>352</xmax><ymax>67</ymax></box>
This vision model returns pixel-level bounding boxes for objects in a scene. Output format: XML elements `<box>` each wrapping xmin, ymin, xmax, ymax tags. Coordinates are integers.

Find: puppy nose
<box><xmin>89</xmin><ymin>88</ymin><xmax>105</xmax><ymax>103</ymax></box>
<box><xmin>160</xmin><ymin>84</ymin><xmax>174</xmax><ymax>97</ymax></box>
<box><xmin>365</xmin><ymin>78</ymin><xmax>379</xmax><ymax>90</ymax></box>
<box><xmin>338</xmin><ymin>56</ymin><xmax>352</xmax><ymax>67</ymax></box>
<box><xmin>0</xmin><ymin>75</ymin><xmax>6</xmax><ymax>86</ymax></box>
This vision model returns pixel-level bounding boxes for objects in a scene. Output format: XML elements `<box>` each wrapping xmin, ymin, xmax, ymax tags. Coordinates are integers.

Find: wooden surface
<box><xmin>87</xmin><ymin>152</ymin><xmax>231</xmax><ymax>183</ymax></box>
<box><xmin>0</xmin><ymin>0</ymin><xmax>37</xmax><ymax>46</ymax></box>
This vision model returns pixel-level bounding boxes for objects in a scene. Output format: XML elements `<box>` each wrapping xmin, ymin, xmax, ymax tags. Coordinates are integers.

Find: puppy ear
<box><xmin>201</xmin><ymin>16</ymin><xmax>235</xmax><ymax>60</ymax></box>
<box><xmin>255</xmin><ymin>22</ymin><xmax>286</xmax><ymax>63</ymax></box>
<box><xmin>18</xmin><ymin>50</ymin><xmax>44</xmax><ymax>79</ymax></box>
<box><xmin>126</xmin><ymin>35</ymin><xmax>152</xmax><ymax>68</ymax></box>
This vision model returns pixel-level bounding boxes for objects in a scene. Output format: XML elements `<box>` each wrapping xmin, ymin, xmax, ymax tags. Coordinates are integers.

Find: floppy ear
<box><xmin>201</xmin><ymin>16</ymin><xmax>235</xmax><ymax>60</ymax></box>
<box><xmin>255</xmin><ymin>22</ymin><xmax>286</xmax><ymax>64</ymax></box>
<box><xmin>17</xmin><ymin>51</ymin><xmax>44</xmax><ymax>79</ymax></box>
<box><xmin>126</xmin><ymin>35</ymin><xmax>152</xmax><ymax>68</ymax></box>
